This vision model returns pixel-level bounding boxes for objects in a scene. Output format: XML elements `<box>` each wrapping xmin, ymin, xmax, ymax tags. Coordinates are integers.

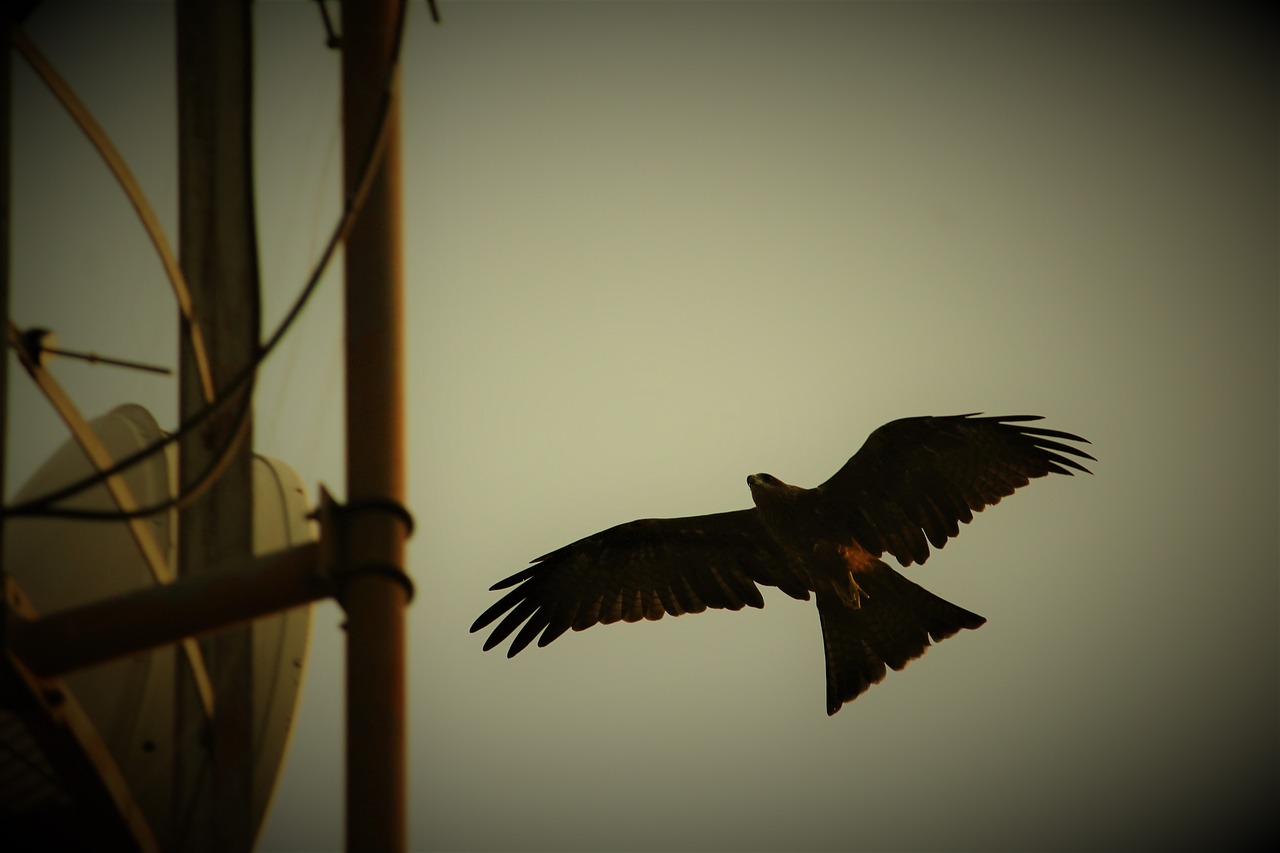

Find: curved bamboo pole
<box><xmin>7</xmin><ymin>320</ymin><xmax>217</xmax><ymax>720</ymax></box>
<box><xmin>11</xmin><ymin>28</ymin><xmax>216</xmax><ymax>404</ymax></box>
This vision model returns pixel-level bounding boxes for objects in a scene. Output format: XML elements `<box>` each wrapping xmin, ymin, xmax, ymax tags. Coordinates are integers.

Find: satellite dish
<box><xmin>1</xmin><ymin>403</ymin><xmax>313</xmax><ymax>848</ymax></box>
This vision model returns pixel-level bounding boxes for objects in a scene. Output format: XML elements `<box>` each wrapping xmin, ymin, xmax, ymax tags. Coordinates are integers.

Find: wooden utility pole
<box><xmin>339</xmin><ymin>0</ymin><xmax>412</xmax><ymax>849</ymax></box>
<box><xmin>174</xmin><ymin>1</ymin><xmax>258</xmax><ymax>849</ymax></box>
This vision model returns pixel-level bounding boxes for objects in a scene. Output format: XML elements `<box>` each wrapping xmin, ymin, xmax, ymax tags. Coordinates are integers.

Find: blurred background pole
<box><xmin>174</xmin><ymin>1</ymin><xmax>258</xmax><ymax>850</ymax></box>
<box><xmin>340</xmin><ymin>1</ymin><xmax>410</xmax><ymax>850</ymax></box>
<box><xmin>2</xmin><ymin>7</ymin><xmax>12</xmax><ymax>618</ymax></box>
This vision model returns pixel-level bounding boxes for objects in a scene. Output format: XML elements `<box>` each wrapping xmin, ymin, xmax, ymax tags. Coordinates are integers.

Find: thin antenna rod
<box><xmin>15</xmin><ymin>328</ymin><xmax>172</xmax><ymax>375</ymax></box>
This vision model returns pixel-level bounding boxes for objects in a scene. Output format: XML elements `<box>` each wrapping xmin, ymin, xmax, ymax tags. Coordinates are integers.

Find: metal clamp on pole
<box><xmin>314</xmin><ymin>486</ymin><xmax>416</xmax><ymax>604</ymax></box>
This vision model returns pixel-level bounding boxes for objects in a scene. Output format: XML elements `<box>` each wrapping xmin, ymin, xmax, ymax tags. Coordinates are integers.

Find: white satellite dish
<box><xmin>1</xmin><ymin>403</ymin><xmax>313</xmax><ymax>848</ymax></box>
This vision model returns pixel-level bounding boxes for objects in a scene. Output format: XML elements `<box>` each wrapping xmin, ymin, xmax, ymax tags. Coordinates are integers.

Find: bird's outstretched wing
<box><xmin>816</xmin><ymin>414</ymin><xmax>1094</xmax><ymax>567</ymax></box>
<box><xmin>470</xmin><ymin>510</ymin><xmax>812</xmax><ymax>657</ymax></box>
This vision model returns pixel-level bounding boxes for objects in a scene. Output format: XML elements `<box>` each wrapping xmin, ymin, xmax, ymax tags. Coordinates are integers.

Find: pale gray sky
<box><xmin>8</xmin><ymin>2</ymin><xmax>1277</xmax><ymax>851</ymax></box>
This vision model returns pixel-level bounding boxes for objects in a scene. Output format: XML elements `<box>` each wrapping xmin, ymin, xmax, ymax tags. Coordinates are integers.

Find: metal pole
<box><xmin>340</xmin><ymin>1</ymin><xmax>411</xmax><ymax>850</ymax></box>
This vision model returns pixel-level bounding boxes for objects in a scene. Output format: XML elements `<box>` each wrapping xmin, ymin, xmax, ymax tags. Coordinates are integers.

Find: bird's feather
<box><xmin>817</xmin><ymin>414</ymin><xmax>1094</xmax><ymax>567</ymax></box>
<box><xmin>471</xmin><ymin>510</ymin><xmax>811</xmax><ymax>657</ymax></box>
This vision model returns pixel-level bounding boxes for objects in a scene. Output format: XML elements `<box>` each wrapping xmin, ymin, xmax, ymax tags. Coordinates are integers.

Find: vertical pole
<box><xmin>175</xmin><ymin>1</ymin><xmax>258</xmax><ymax>849</ymax></box>
<box><xmin>1</xmin><ymin>6</ymin><xmax>12</xmax><ymax>622</ymax></box>
<box><xmin>340</xmin><ymin>1</ymin><xmax>409</xmax><ymax>850</ymax></box>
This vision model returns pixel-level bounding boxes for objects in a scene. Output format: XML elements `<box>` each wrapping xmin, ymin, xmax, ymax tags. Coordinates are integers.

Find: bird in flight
<box><xmin>472</xmin><ymin>414</ymin><xmax>1093</xmax><ymax>715</ymax></box>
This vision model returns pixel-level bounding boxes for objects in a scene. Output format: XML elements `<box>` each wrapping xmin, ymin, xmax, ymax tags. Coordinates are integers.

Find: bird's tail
<box><xmin>817</xmin><ymin>561</ymin><xmax>986</xmax><ymax>715</ymax></box>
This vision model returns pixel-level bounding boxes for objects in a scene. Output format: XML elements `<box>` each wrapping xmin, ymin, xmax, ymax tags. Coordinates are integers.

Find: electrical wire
<box><xmin>3</xmin><ymin>0</ymin><xmax>411</xmax><ymax>520</ymax></box>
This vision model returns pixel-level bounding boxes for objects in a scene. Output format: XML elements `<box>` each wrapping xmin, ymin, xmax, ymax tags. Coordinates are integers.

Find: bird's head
<box><xmin>747</xmin><ymin>472</ymin><xmax>803</xmax><ymax>519</ymax></box>
<box><xmin>747</xmin><ymin>472</ymin><xmax>789</xmax><ymax>496</ymax></box>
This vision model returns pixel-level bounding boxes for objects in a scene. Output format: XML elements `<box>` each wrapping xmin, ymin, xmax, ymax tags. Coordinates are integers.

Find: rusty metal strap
<box><xmin>341</xmin><ymin>496</ymin><xmax>415</xmax><ymax>537</ymax></box>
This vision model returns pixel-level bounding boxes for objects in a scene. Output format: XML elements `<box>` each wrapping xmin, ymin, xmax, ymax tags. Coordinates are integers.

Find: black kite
<box><xmin>472</xmin><ymin>414</ymin><xmax>1093</xmax><ymax>714</ymax></box>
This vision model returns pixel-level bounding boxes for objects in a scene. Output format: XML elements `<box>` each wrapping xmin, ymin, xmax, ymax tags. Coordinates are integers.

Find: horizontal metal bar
<box><xmin>8</xmin><ymin>541</ymin><xmax>326</xmax><ymax>677</ymax></box>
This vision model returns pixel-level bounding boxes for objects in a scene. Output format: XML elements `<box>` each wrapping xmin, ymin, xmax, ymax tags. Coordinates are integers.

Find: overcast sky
<box><xmin>8</xmin><ymin>1</ymin><xmax>1277</xmax><ymax>851</ymax></box>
